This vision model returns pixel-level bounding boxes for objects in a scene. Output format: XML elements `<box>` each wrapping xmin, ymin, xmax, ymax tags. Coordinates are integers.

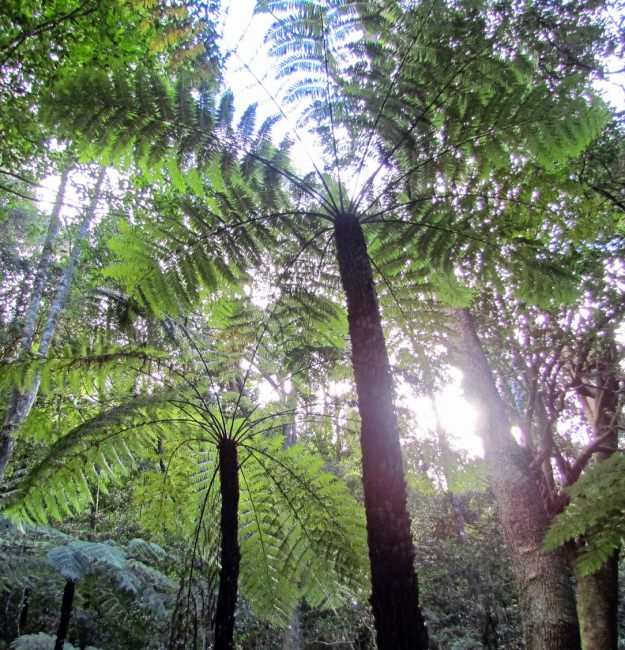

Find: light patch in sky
<box><xmin>396</xmin><ymin>369</ymin><xmax>483</xmax><ymax>458</ymax></box>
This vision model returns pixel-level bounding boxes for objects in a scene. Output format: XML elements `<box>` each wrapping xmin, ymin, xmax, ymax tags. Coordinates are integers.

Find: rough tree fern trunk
<box><xmin>54</xmin><ymin>578</ymin><xmax>76</xmax><ymax>650</ymax></box>
<box><xmin>214</xmin><ymin>438</ymin><xmax>241</xmax><ymax>650</ymax></box>
<box><xmin>334</xmin><ymin>212</ymin><xmax>428</xmax><ymax>650</ymax></box>
<box><xmin>455</xmin><ymin>308</ymin><xmax>580</xmax><ymax>650</ymax></box>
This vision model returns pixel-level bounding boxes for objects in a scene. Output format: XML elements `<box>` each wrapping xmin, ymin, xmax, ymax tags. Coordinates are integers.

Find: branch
<box><xmin>565</xmin><ymin>428</ymin><xmax>619</xmax><ymax>486</ymax></box>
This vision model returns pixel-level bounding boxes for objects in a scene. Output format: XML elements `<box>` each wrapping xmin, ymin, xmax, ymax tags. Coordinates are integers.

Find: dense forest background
<box><xmin>1</xmin><ymin>1</ymin><xmax>625</xmax><ymax>648</ymax></box>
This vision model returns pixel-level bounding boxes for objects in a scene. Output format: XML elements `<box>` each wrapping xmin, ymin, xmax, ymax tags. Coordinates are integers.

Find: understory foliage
<box><xmin>1</xmin><ymin>0</ymin><xmax>625</xmax><ymax>648</ymax></box>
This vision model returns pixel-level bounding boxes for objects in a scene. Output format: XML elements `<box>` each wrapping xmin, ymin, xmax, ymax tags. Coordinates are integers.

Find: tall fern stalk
<box><xmin>334</xmin><ymin>211</ymin><xmax>428</xmax><ymax>649</ymax></box>
<box><xmin>214</xmin><ymin>438</ymin><xmax>241</xmax><ymax>650</ymax></box>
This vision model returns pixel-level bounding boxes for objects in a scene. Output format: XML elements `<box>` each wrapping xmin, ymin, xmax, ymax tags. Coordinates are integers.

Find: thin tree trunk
<box><xmin>54</xmin><ymin>578</ymin><xmax>76</xmax><ymax>650</ymax></box>
<box><xmin>455</xmin><ymin>308</ymin><xmax>580</xmax><ymax>650</ymax></box>
<box><xmin>214</xmin><ymin>438</ymin><xmax>241</xmax><ymax>650</ymax></box>
<box><xmin>18</xmin><ymin>587</ymin><xmax>30</xmax><ymax>634</ymax></box>
<box><xmin>19</xmin><ymin>167</ymin><xmax>70</xmax><ymax>355</ymax></box>
<box><xmin>334</xmin><ymin>212</ymin><xmax>428</xmax><ymax>650</ymax></box>
<box><xmin>281</xmin><ymin>609</ymin><xmax>301</xmax><ymax>650</ymax></box>
<box><xmin>0</xmin><ymin>168</ymin><xmax>105</xmax><ymax>481</ymax></box>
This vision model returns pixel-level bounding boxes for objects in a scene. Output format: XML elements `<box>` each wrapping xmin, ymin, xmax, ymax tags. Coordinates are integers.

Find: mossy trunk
<box><xmin>214</xmin><ymin>438</ymin><xmax>241</xmax><ymax>650</ymax></box>
<box><xmin>455</xmin><ymin>308</ymin><xmax>580</xmax><ymax>650</ymax></box>
<box><xmin>575</xmin><ymin>553</ymin><xmax>618</xmax><ymax>650</ymax></box>
<box><xmin>54</xmin><ymin>578</ymin><xmax>76</xmax><ymax>650</ymax></box>
<box><xmin>334</xmin><ymin>212</ymin><xmax>428</xmax><ymax>650</ymax></box>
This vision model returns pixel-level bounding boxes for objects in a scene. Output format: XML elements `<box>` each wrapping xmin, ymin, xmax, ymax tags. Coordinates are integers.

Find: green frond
<box><xmin>237</xmin><ymin>436</ymin><xmax>368</xmax><ymax>624</ymax></box>
<box><xmin>47</xmin><ymin>540</ymin><xmax>128</xmax><ymax>583</ymax></box>
<box><xmin>10</xmin><ymin>632</ymin><xmax>99</xmax><ymax>650</ymax></box>
<box><xmin>0</xmin><ymin>344</ymin><xmax>163</xmax><ymax>398</ymax></box>
<box><xmin>1</xmin><ymin>394</ymin><xmax>178</xmax><ymax>524</ymax></box>
<box><xmin>543</xmin><ymin>453</ymin><xmax>625</xmax><ymax>576</ymax></box>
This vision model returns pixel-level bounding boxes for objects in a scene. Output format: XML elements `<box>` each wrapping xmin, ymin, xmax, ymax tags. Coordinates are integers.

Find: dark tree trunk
<box><xmin>455</xmin><ymin>308</ymin><xmax>580</xmax><ymax>650</ymax></box>
<box><xmin>54</xmin><ymin>578</ymin><xmax>76</xmax><ymax>650</ymax></box>
<box><xmin>333</xmin><ymin>212</ymin><xmax>428</xmax><ymax>650</ymax></box>
<box><xmin>214</xmin><ymin>438</ymin><xmax>241</xmax><ymax>650</ymax></box>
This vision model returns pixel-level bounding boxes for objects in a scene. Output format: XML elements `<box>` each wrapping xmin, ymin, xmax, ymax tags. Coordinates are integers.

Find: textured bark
<box><xmin>575</xmin><ymin>553</ymin><xmax>618</xmax><ymax>650</ymax></box>
<box><xmin>0</xmin><ymin>168</ymin><xmax>104</xmax><ymax>482</ymax></box>
<box><xmin>571</xmin><ymin>344</ymin><xmax>620</xmax><ymax>650</ymax></box>
<box><xmin>455</xmin><ymin>308</ymin><xmax>580</xmax><ymax>650</ymax></box>
<box><xmin>214</xmin><ymin>438</ymin><xmax>241</xmax><ymax>650</ymax></box>
<box><xmin>54</xmin><ymin>578</ymin><xmax>76</xmax><ymax>650</ymax></box>
<box><xmin>334</xmin><ymin>212</ymin><xmax>428</xmax><ymax>650</ymax></box>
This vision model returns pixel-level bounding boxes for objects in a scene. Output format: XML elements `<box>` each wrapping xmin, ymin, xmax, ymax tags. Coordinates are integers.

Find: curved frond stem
<box><xmin>166</xmin><ymin>400</ymin><xmax>222</xmax><ymax>444</ymax></box>
<box><xmin>242</xmin><ymin>449</ymin><xmax>350</xmax><ymax>598</ymax></box>
<box><xmin>354</xmin><ymin>42</ymin><xmax>496</xmax><ymax>213</ymax></box>
<box><xmin>229</xmin><ymin>226</ymin><xmax>333</xmax><ymax>418</ymax></box>
<box><xmin>155</xmin><ymin>435</ymin><xmax>219</xmax><ymax>523</ymax></box>
<box><xmin>246</xmin><ymin>151</ymin><xmax>336</xmax><ymax>213</ymax></box>
<box><xmin>365</xmin><ymin>217</ymin><xmax>495</xmax><ymax>249</ymax></box>
<box><xmin>350</xmin><ymin>0</ymin><xmax>438</xmax><ymax>207</ymax></box>
<box><xmin>363</xmin><ymin>115</ymin><xmax>539</xmax><ymax>213</ymax></box>
<box><xmin>238</xmin><ymin>463</ymin><xmax>280</xmax><ymax>607</ymax></box>
<box><xmin>238</xmin><ymin>443</ymin><xmax>344</xmax><ymax>528</ymax></box>
<box><xmin>185</xmin><ymin>461</ymin><xmax>221</xmax><ymax>631</ymax></box>
<box><xmin>216</xmin><ymin>37</ymin><xmax>338</xmax><ymax>211</ymax></box>
<box><xmin>177</xmin><ymin>323</ymin><xmax>228</xmax><ymax>426</ymax></box>
<box><xmin>368</xmin><ymin>256</ymin><xmax>435</xmax><ymax>359</ymax></box>
<box><xmin>319</xmin><ymin>10</ymin><xmax>344</xmax><ymax>212</ymax></box>
<box><xmin>155</xmin><ymin>361</ymin><xmax>213</xmax><ymax>415</ymax></box>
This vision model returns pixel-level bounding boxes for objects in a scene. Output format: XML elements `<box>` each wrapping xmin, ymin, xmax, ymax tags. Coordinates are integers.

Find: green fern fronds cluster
<box><xmin>10</xmin><ymin>632</ymin><xmax>101</xmax><ymax>650</ymax></box>
<box><xmin>237</xmin><ymin>435</ymin><xmax>368</xmax><ymax>624</ymax></box>
<box><xmin>0</xmin><ymin>344</ymin><xmax>163</xmax><ymax>398</ymax></box>
<box><xmin>543</xmin><ymin>453</ymin><xmax>625</xmax><ymax>576</ymax></box>
<box><xmin>1</xmin><ymin>395</ymin><xmax>173</xmax><ymax>524</ymax></box>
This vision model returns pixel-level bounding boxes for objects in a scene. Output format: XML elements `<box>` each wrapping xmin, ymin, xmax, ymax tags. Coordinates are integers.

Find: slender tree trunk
<box><xmin>455</xmin><ymin>308</ymin><xmax>580</xmax><ymax>650</ymax></box>
<box><xmin>333</xmin><ymin>212</ymin><xmax>428</xmax><ymax>650</ymax></box>
<box><xmin>54</xmin><ymin>578</ymin><xmax>76</xmax><ymax>650</ymax></box>
<box><xmin>214</xmin><ymin>438</ymin><xmax>241</xmax><ymax>650</ymax></box>
<box><xmin>19</xmin><ymin>167</ymin><xmax>70</xmax><ymax>355</ymax></box>
<box><xmin>18</xmin><ymin>587</ymin><xmax>30</xmax><ymax>634</ymax></box>
<box><xmin>0</xmin><ymin>168</ymin><xmax>104</xmax><ymax>482</ymax></box>
<box><xmin>281</xmin><ymin>609</ymin><xmax>301</xmax><ymax>650</ymax></box>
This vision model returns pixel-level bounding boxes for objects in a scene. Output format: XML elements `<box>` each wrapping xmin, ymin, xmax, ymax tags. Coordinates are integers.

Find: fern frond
<box><xmin>543</xmin><ymin>453</ymin><xmax>625</xmax><ymax>576</ymax></box>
